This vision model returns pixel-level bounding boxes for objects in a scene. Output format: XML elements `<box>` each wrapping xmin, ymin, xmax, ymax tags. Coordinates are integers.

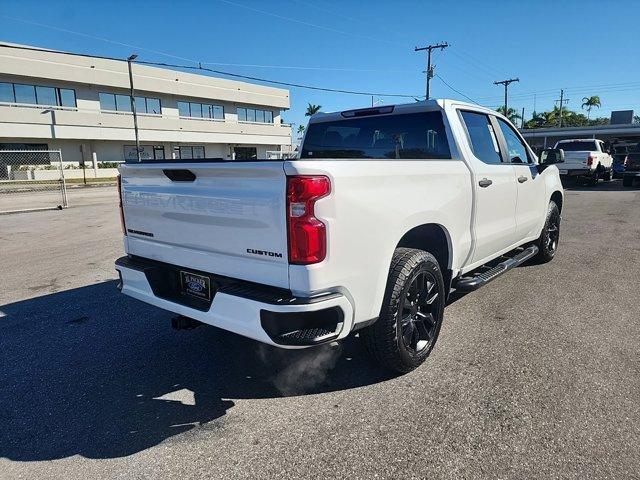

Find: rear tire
<box><xmin>604</xmin><ymin>168</ymin><xmax>613</xmax><ymax>182</ymax></box>
<box><xmin>533</xmin><ymin>201</ymin><xmax>561</xmax><ymax>264</ymax></box>
<box><xmin>587</xmin><ymin>171</ymin><xmax>599</xmax><ymax>186</ymax></box>
<box><xmin>361</xmin><ymin>248</ymin><xmax>445</xmax><ymax>374</ymax></box>
<box><xmin>623</xmin><ymin>176</ymin><xmax>634</xmax><ymax>187</ymax></box>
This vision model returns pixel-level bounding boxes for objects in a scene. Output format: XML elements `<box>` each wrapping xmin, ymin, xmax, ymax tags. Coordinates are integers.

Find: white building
<box><xmin>0</xmin><ymin>43</ymin><xmax>292</xmax><ymax>163</ymax></box>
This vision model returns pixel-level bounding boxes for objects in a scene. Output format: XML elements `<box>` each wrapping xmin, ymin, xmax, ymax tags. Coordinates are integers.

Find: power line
<box><xmin>216</xmin><ymin>0</ymin><xmax>406</xmax><ymax>48</ymax></box>
<box><xmin>435</xmin><ymin>74</ymin><xmax>478</xmax><ymax>104</ymax></box>
<box><xmin>0</xmin><ymin>42</ymin><xmax>424</xmax><ymax>99</ymax></box>
<box><xmin>0</xmin><ymin>15</ymin><xmax>198</xmax><ymax>63</ymax></box>
<box><xmin>198</xmin><ymin>62</ymin><xmax>413</xmax><ymax>72</ymax></box>
<box><xmin>449</xmin><ymin>49</ymin><xmax>508</xmax><ymax>80</ymax></box>
<box><xmin>287</xmin><ymin>0</ymin><xmax>415</xmax><ymax>42</ymax></box>
<box><xmin>136</xmin><ymin>59</ymin><xmax>423</xmax><ymax>98</ymax></box>
<box><xmin>0</xmin><ymin>15</ymin><xmax>411</xmax><ymax>74</ymax></box>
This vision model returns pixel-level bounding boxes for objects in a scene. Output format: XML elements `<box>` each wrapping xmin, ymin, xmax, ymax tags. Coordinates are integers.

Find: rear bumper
<box><xmin>623</xmin><ymin>171</ymin><xmax>640</xmax><ymax>177</ymax></box>
<box><xmin>115</xmin><ymin>256</ymin><xmax>354</xmax><ymax>348</ymax></box>
<box><xmin>559</xmin><ymin>168</ymin><xmax>593</xmax><ymax>177</ymax></box>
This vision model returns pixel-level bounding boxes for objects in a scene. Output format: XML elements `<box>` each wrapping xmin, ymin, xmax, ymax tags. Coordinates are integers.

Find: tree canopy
<box><xmin>305</xmin><ymin>104</ymin><xmax>322</xmax><ymax>116</ymax></box>
<box><xmin>524</xmin><ymin>106</ymin><xmax>609</xmax><ymax>129</ymax></box>
<box><xmin>496</xmin><ymin>106</ymin><xmax>522</xmax><ymax>124</ymax></box>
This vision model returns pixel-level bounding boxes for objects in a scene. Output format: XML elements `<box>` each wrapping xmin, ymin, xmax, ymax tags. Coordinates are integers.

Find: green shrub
<box><xmin>98</xmin><ymin>161</ymin><xmax>121</xmax><ymax>168</ymax></box>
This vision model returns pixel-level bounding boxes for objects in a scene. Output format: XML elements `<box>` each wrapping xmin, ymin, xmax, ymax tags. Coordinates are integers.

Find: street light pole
<box><xmin>127</xmin><ymin>54</ymin><xmax>141</xmax><ymax>162</ymax></box>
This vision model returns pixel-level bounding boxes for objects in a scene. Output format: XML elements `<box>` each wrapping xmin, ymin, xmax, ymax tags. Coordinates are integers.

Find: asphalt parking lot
<box><xmin>1</xmin><ymin>181</ymin><xmax>639</xmax><ymax>479</ymax></box>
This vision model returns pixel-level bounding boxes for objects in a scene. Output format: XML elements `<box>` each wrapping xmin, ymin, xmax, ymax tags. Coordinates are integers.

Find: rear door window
<box><xmin>460</xmin><ymin>111</ymin><xmax>503</xmax><ymax>164</ymax></box>
<box><xmin>300</xmin><ymin>111</ymin><xmax>451</xmax><ymax>159</ymax></box>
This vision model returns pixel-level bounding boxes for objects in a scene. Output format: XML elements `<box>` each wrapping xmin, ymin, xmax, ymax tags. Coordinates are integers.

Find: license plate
<box><xmin>559</xmin><ymin>169</ymin><xmax>568</xmax><ymax>175</ymax></box>
<box><xmin>180</xmin><ymin>271</ymin><xmax>211</xmax><ymax>300</ymax></box>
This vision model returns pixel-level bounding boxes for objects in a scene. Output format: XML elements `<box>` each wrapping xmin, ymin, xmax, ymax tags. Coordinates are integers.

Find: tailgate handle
<box><xmin>163</xmin><ymin>169</ymin><xmax>196</xmax><ymax>182</ymax></box>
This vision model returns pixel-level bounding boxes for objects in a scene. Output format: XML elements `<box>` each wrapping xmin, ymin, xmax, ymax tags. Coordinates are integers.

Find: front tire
<box><xmin>623</xmin><ymin>176</ymin><xmax>634</xmax><ymax>187</ymax></box>
<box><xmin>361</xmin><ymin>248</ymin><xmax>445</xmax><ymax>374</ymax></box>
<box><xmin>533</xmin><ymin>201</ymin><xmax>561</xmax><ymax>263</ymax></box>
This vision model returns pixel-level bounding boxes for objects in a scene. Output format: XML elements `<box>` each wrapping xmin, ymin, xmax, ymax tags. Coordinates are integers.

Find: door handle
<box><xmin>478</xmin><ymin>178</ymin><xmax>493</xmax><ymax>188</ymax></box>
<box><xmin>518</xmin><ymin>175</ymin><xmax>528</xmax><ymax>183</ymax></box>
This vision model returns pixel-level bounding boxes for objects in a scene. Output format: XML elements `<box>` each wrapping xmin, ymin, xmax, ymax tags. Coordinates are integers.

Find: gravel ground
<box><xmin>0</xmin><ymin>180</ymin><xmax>639</xmax><ymax>479</ymax></box>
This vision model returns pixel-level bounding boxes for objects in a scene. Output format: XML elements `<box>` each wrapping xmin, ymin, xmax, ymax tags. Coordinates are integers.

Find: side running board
<box><xmin>454</xmin><ymin>245</ymin><xmax>539</xmax><ymax>292</ymax></box>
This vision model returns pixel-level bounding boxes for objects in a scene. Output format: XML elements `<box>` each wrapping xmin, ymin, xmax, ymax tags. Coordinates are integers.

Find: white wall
<box><xmin>0</xmin><ymin>44</ymin><xmax>291</xmax><ymax>150</ymax></box>
<box><xmin>1</xmin><ymin>137</ymin><xmax>283</xmax><ymax>162</ymax></box>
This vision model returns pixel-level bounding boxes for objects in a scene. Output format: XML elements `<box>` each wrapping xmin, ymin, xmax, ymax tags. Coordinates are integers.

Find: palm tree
<box><xmin>297</xmin><ymin>125</ymin><xmax>305</xmax><ymax>137</ymax></box>
<box><xmin>581</xmin><ymin>96</ymin><xmax>601</xmax><ymax>120</ymax></box>
<box><xmin>305</xmin><ymin>104</ymin><xmax>322</xmax><ymax>116</ymax></box>
<box><xmin>496</xmin><ymin>106</ymin><xmax>522</xmax><ymax>124</ymax></box>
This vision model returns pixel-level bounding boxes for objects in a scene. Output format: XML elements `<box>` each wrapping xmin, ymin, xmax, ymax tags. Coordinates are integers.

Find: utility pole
<box><xmin>127</xmin><ymin>54</ymin><xmax>142</xmax><ymax>162</ymax></box>
<box><xmin>554</xmin><ymin>89</ymin><xmax>569</xmax><ymax>128</ymax></box>
<box><xmin>521</xmin><ymin>107</ymin><xmax>525</xmax><ymax>129</ymax></box>
<box><xmin>414</xmin><ymin>42</ymin><xmax>448</xmax><ymax>100</ymax></box>
<box><xmin>493</xmin><ymin>78</ymin><xmax>519</xmax><ymax>116</ymax></box>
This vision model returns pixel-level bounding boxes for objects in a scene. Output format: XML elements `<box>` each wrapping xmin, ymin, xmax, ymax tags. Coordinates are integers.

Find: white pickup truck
<box><xmin>115</xmin><ymin>100</ymin><xmax>564</xmax><ymax>373</ymax></box>
<box><xmin>554</xmin><ymin>139</ymin><xmax>613</xmax><ymax>185</ymax></box>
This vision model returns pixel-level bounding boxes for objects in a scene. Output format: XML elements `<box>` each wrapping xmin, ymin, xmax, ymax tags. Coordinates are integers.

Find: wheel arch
<box><xmin>396</xmin><ymin>223</ymin><xmax>453</xmax><ymax>293</ymax></box>
<box><xmin>550</xmin><ymin>190</ymin><xmax>563</xmax><ymax>213</ymax></box>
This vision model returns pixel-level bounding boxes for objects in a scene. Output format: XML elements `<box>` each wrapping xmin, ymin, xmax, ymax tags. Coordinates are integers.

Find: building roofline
<box><xmin>522</xmin><ymin>123</ymin><xmax>640</xmax><ymax>137</ymax></box>
<box><xmin>0</xmin><ymin>42</ymin><xmax>290</xmax><ymax>109</ymax></box>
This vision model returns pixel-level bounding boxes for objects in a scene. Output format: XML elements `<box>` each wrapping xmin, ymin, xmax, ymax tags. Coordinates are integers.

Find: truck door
<box><xmin>459</xmin><ymin>111</ymin><xmax>518</xmax><ymax>265</ymax></box>
<box><xmin>494</xmin><ymin>117</ymin><xmax>547</xmax><ymax>239</ymax></box>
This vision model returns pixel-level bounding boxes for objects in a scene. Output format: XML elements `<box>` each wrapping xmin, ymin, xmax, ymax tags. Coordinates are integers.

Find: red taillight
<box><xmin>117</xmin><ymin>175</ymin><xmax>126</xmax><ymax>235</ymax></box>
<box><xmin>587</xmin><ymin>155</ymin><xmax>595</xmax><ymax>166</ymax></box>
<box><xmin>286</xmin><ymin>175</ymin><xmax>330</xmax><ymax>264</ymax></box>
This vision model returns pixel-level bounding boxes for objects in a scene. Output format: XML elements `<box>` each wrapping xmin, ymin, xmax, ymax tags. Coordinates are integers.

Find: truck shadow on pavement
<box><xmin>0</xmin><ymin>281</ymin><xmax>392</xmax><ymax>461</ymax></box>
<box><xmin>562</xmin><ymin>178</ymin><xmax>638</xmax><ymax>191</ymax></box>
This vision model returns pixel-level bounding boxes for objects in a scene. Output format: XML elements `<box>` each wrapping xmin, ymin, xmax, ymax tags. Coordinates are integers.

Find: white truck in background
<box><xmin>554</xmin><ymin>139</ymin><xmax>613</xmax><ymax>185</ymax></box>
<box><xmin>115</xmin><ymin>100</ymin><xmax>564</xmax><ymax>373</ymax></box>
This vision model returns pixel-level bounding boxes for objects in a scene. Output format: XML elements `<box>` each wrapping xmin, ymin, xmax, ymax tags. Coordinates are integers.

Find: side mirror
<box><xmin>540</xmin><ymin>148</ymin><xmax>565</xmax><ymax>165</ymax></box>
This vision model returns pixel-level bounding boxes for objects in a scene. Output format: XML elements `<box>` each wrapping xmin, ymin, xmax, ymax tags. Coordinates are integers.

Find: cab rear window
<box><xmin>557</xmin><ymin>141</ymin><xmax>598</xmax><ymax>151</ymax></box>
<box><xmin>301</xmin><ymin>111</ymin><xmax>451</xmax><ymax>159</ymax></box>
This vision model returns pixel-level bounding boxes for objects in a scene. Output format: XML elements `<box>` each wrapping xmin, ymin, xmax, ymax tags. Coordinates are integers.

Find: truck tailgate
<box><xmin>119</xmin><ymin>162</ymin><xmax>289</xmax><ymax>289</ymax></box>
<box><xmin>562</xmin><ymin>151</ymin><xmax>590</xmax><ymax>169</ymax></box>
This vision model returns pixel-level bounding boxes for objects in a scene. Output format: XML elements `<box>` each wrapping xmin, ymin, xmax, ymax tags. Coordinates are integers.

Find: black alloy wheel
<box><xmin>399</xmin><ymin>269</ymin><xmax>441</xmax><ymax>354</ymax></box>
<box><xmin>361</xmin><ymin>248</ymin><xmax>445</xmax><ymax>373</ymax></box>
<box><xmin>545</xmin><ymin>209</ymin><xmax>560</xmax><ymax>255</ymax></box>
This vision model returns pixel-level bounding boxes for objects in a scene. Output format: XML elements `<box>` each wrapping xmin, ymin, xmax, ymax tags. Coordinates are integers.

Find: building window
<box><xmin>35</xmin><ymin>86</ymin><xmax>57</xmax><ymax>106</ymax></box>
<box><xmin>0</xmin><ymin>83</ymin><xmax>13</xmax><ymax>103</ymax></box>
<box><xmin>237</xmin><ymin>107</ymin><xmax>274</xmax><ymax>123</ymax></box>
<box><xmin>0</xmin><ymin>82</ymin><xmax>76</xmax><ymax>107</ymax></box>
<box><xmin>234</xmin><ymin>146</ymin><xmax>258</xmax><ymax>160</ymax></box>
<box><xmin>100</xmin><ymin>93</ymin><xmax>161</xmax><ymax>114</ymax></box>
<box><xmin>14</xmin><ymin>84</ymin><xmax>37</xmax><ymax>104</ymax></box>
<box><xmin>123</xmin><ymin>145</ymin><xmax>165</xmax><ymax>161</ymax></box>
<box><xmin>59</xmin><ymin>89</ymin><xmax>76</xmax><ymax>107</ymax></box>
<box><xmin>177</xmin><ymin>101</ymin><xmax>224</xmax><ymax>120</ymax></box>
<box><xmin>0</xmin><ymin>142</ymin><xmax>49</xmax><ymax>150</ymax></box>
<box><xmin>176</xmin><ymin>145</ymin><xmax>205</xmax><ymax>159</ymax></box>
<box><xmin>99</xmin><ymin>92</ymin><xmax>116</xmax><ymax>110</ymax></box>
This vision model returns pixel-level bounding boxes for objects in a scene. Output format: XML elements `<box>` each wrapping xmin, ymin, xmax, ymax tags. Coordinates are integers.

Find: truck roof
<box><xmin>307</xmin><ymin>98</ymin><xmax>499</xmax><ymax>124</ymax></box>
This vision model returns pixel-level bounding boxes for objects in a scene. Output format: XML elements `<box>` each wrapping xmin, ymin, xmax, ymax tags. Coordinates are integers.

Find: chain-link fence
<box><xmin>0</xmin><ymin>150</ymin><xmax>68</xmax><ymax>214</ymax></box>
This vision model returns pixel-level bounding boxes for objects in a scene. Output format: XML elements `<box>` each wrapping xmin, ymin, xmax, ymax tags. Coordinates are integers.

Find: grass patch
<box><xmin>65</xmin><ymin>177</ymin><xmax>117</xmax><ymax>184</ymax></box>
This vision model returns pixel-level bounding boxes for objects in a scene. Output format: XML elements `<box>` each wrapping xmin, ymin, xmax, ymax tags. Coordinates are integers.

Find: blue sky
<box><xmin>1</xmin><ymin>0</ymin><xmax>639</xmax><ymax>133</ymax></box>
